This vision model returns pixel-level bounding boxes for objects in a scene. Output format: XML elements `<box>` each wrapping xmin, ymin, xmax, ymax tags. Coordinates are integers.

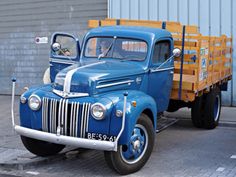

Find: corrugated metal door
<box><xmin>108</xmin><ymin>0</ymin><xmax>235</xmax><ymax>106</ymax></box>
<box><xmin>0</xmin><ymin>0</ymin><xmax>107</xmax><ymax>95</ymax></box>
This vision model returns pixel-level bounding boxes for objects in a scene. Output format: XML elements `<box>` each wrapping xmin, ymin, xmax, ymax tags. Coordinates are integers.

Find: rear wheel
<box><xmin>21</xmin><ymin>136</ymin><xmax>65</xmax><ymax>157</ymax></box>
<box><xmin>104</xmin><ymin>114</ymin><xmax>155</xmax><ymax>175</ymax></box>
<box><xmin>203</xmin><ymin>87</ymin><xmax>221</xmax><ymax>129</ymax></box>
<box><xmin>191</xmin><ymin>95</ymin><xmax>205</xmax><ymax>128</ymax></box>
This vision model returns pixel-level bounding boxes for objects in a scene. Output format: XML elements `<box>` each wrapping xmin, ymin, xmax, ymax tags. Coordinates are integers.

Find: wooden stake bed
<box><xmin>88</xmin><ymin>19</ymin><xmax>233</xmax><ymax>102</ymax></box>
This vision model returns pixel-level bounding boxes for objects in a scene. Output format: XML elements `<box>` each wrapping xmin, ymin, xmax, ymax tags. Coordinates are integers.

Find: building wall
<box><xmin>108</xmin><ymin>0</ymin><xmax>236</xmax><ymax>106</ymax></box>
<box><xmin>0</xmin><ymin>0</ymin><xmax>107</xmax><ymax>95</ymax></box>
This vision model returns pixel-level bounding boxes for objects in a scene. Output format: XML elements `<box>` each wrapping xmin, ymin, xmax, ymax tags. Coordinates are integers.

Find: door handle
<box><xmin>170</xmin><ymin>71</ymin><xmax>174</xmax><ymax>74</ymax></box>
<box><xmin>49</xmin><ymin>64</ymin><xmax>53</xmax><ymax>66</ymax></box>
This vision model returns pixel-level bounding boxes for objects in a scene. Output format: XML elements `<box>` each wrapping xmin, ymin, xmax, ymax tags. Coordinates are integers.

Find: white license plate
<box><xmin>87</xmin><ymin>132</ymin><xmax>116</xmax><ymax>142</ymax></box>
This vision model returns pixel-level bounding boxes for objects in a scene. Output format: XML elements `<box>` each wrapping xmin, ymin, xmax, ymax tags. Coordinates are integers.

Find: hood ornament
<box><xmin>53</xmin><ymin>89</ymin><xmax>89</xmax><ymax>98</ymax></box>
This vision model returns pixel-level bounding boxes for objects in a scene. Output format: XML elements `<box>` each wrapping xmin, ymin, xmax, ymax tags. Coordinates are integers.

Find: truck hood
<box><xmin>54</xmin><ymin>60</ymin><xmax>145</xmax><ymax>96</ymax></box>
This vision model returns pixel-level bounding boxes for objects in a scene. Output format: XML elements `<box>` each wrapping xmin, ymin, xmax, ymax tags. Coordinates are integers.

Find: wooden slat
<box><xmin>120</xmin><ymin>20</ymin><xmax>162</xmax><ymax>28</ymax></box>
<box><xmin>174</xmin><ymin>63</ymin><xmax>198</xmax><ymax>70</ymax></box>
<box><xmin>170</xmin><ymin>90</ymin><xmax>196</xmax><ymax>102</ymax></box>
<box><xmin>100</xmin><ymin>20</ymin><xmax>117</xmax><ymax>26</ymax></box>
<box><xmin>174</xmin><ymin>41</ymin><xmax>197</xmax><ymax>47</ymax></box>
<box><xmin>165</xmin><ymin>23</ymin><xmax>182</xmax><ymax>33</ymax></box>
<box><xmin>172</xmin><ymin>81</ymin><xmax>194</xmax><ymax>90</ymax></box>
<box><xmin>185</xmin><ymin>25</ymin><xmax>199</xmax><ymax>34</ymax></box>
<box><xmin>173</xmin><ymin>74</ymin><xmax>197</xmax><ymax>83</ymax></box>
<box><xmin>172</xmin><ymin>35</ymin><xmax>202</xmax><ymax>40</ymax></box>
<box><xmin>88</xmin><ymin>19</ymin><xmax>100</xmax><ymax>28</ymax></box>
<box><xmin>174</xmin><ymin>68</ymin><xmax>196</xmax><ymax>75</ymax></box>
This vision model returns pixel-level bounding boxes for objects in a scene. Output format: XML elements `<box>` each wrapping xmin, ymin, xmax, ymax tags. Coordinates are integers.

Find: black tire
<box><xmin>203</xmin><ymin>87</ymin><xmax>221</xmax><ymax>129</ymax></box>
<box><xmin>104</xmin><ymin>114</ymin><xmax>155</xmax><ymax>175</ymax></box>
<box><xmin>191</xmin><ymin>95</ymin><xmax>205</xmax><ymax>128</ymax></box>
<box><xmin>21</xmin><ymin>136</ymin><xmax>65</xmax><ymax>157</ymax></box>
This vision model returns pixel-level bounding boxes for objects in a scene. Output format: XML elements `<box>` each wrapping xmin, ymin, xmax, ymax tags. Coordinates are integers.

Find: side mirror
<box><xmin>173</xmin><ymin>48</ymin><xmax>181</xmax><ymax>57</ymax></box>
<box><xmin>52</xmin><ymin>42</ymin><xmax>61</xmax><ymax>52</ymax></box>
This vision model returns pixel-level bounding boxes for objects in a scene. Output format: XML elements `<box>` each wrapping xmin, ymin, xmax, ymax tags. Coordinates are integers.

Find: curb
<box><xmin>219</xmin><ymin>121</ymin><xmax>236</xmax><ymax>128</ymax></box>
<box><xmin>165</xmin><ymin>116</ymin><xmax>236</xmax><ymax>128</ymax></box>
<box><xmin>0</xmin><ymin>153</ymin><xmax>66</xmax><ymax>170</ymax></box>
<box><xmin>0</xmin><ymin>147</ymin><xmax>81</xmax><ymax>170</ymax></box>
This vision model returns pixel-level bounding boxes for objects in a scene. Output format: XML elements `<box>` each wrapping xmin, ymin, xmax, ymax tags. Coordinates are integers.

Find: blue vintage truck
<box><xmin>11</xmin><ymin>19</ymin><xmax>232</xmax><ymax>174</ymax></box>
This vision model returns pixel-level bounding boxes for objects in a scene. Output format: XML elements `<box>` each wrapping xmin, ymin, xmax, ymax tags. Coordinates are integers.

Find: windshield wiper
<box><xmin>98</xmin><ymin>36</ymin><xmax>116</xmax><ymax>60</ymax></box>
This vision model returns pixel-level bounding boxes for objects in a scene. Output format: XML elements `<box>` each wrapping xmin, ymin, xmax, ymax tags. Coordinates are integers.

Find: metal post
<box><xmin>11</xmin><ymin>78</ymin><xmax>16</xmax><ymax>127</ymax></box>
<box><xmin>230</xmin><ymin>0</ymin><xmax>233</xmax><ymax>106</ymax></box>
<box><xmin>178</xmin><ymin>26</ymin><xmax>186</xmax><ymax>100</ymax></box>
<box><xmin>162</xmin><ymin>22</ymin><xmax>166</xmax><ymax>29</ymax></box>
<box><xmin>114</xmin><ymin>92</ymin><xmax>128</xmax><ymax>151</ymax></box>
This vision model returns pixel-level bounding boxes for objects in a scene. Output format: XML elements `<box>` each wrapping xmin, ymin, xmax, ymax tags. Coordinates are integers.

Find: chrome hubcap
<box><xmin>120</xmin><ymin>124</ymin><xmax>148</xmax><ymax>164</ymax></box>
<box><xmin>214</xmin><ymin>95</ymin><xmax>220</xmax><ymax>121</ymax></box>
<box><xmin>133</xmin><ymin>139</ymin><xmax>141</xmax><ymax>150</ymax></box>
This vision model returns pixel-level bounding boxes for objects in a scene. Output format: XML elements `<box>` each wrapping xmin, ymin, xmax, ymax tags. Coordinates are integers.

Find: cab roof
<box><xmin>86</xmin><ymin>26</ymin><xmax>172</xmax><ymax>43</ymax></box>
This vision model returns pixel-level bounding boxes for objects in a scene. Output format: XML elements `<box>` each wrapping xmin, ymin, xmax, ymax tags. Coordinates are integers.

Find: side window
<box><xmin>152</xmin><ymin>41</ymin><xmax>170</xmax><ymax>64</ymax></box>
<box><xmin>53</xmin><ymin>35</ymin><xmax>77</xmax><ymax>58</ymax></box>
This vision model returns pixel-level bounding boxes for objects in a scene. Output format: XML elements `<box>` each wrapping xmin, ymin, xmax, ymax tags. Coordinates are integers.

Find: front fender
<box><xmin>105</xmin><ymin>90</ymin><xmax>157</xmax><ymax>145</ymax></box>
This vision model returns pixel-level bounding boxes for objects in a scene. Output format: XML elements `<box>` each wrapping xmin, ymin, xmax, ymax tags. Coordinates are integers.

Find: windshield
<box><xmin>84</xmin><ymin>37</ymin><xmax>148</xmax><ymax>61</ymax></box>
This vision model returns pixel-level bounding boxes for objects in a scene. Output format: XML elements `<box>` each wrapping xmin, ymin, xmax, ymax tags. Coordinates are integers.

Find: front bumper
<box><xmin>11</xmin><ymin>79</ymin><xmax>127</xmax><ymax>152</ymax></box>
<box><xmin>14</xmin><ymin>125</ymin><xmax>116</xmax><ymax>151</ymax></box>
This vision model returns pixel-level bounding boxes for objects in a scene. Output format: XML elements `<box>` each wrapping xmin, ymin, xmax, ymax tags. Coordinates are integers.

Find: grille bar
<box><xmin>80</xmin><ymin>103</ymin><xmax>85</xmax><ymax>138</ymax></box>
<box><xmin>70</xmin><ymin>102</ymin><xmax>74</xmax><ymax>136</ymax></box>
<box><xmin>57</xmin><ymin>99</ymin><xmax>62</xmax><ymax>133</ymax></box>
<box><xmin>80</xmin><ymin>103</ymin><xmax>91</xmax><ymax>138</ymax></box>
<box><xmin>64</xmin><ymin>100</ymin><xmax>68</xmax><ymax>135</ymax></box>
<box><xmin>42</xmin><ymin>98</ymin><xmax>91</xmax><ymax>138</ymax></box>
<box><xmin>86</xmin><ymin>103</ymin><xmax>91</xmax><ymax>132</ymax></box>
<box><xmin>75</xmin><ymin>102</ymin><xmax>79</xmax><ymax>137</ymax></box>
<box><xmin>54</xmin><ymin>99</ymin><xmax>58</xmax><ymax>133</ymax></box>
<box><xmin>42</xmin><ymin>97</ymin><xmax>49</xmax><ymax>132</ymax></box>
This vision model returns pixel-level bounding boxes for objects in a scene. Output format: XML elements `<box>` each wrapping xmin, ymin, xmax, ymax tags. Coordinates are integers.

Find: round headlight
<box><xmin>28</xmin><ymin>94</ymin><xmax>41</xmax><ymax>111</ymax></box>
<box><xmin>91</xmin><ymin>103</ymin><xmax>106</xmax><ymax>120</ymax></box>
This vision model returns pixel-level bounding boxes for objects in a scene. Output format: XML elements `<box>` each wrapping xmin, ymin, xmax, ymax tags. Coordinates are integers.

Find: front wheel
<box><xmin>21</xmin><ymin>136</ymin><xmax>65</xmax><ymax>157</ymax></box>
<box><xmin>104</xmin><ymin>114</ymin><xmax>155</xmax><ymax>175</ymax></box>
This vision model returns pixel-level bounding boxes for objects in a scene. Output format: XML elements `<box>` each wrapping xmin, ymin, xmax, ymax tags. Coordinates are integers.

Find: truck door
<box><xmin>50</xmin><ymin>33</ymin><xmax>80</xmax><ymax>82</ymax></box>
<box><xmin>148</xmin><ymin>39</ymin><xmax>174</xmax><ymax>112</ymax></box>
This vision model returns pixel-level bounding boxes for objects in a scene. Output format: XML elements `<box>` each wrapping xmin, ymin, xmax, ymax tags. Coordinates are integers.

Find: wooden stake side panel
<box><xmin>173</xmin><ymin>34</ymin><xmax>232</xmax><ymax>101</ymax></box>
<box><xmin>170</xmin><ymin>89</ymin><xmax>196</xmax><ymax>102</ymax></box>
<box><xmin>88</xmin><ymin>19</ymin><xmax>232</xmax><ymax>102</ymax></box>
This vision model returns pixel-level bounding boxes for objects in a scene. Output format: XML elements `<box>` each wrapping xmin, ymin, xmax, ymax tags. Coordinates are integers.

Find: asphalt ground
<box><xmin>0</xmin><ymin>95</ymin><xmax>236</xmax><ymax>177</ymax></box>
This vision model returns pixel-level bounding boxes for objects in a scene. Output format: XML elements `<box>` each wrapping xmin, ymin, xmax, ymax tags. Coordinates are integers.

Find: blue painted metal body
<box><xmin>20</xmin><ymin>26</ymin><xmax>174</xmax><ymax>145</ymax></box>
<box><xmin>49</xmin><ymin>33</ymin><xmax>81</xmax><ymax>82</ymax></box>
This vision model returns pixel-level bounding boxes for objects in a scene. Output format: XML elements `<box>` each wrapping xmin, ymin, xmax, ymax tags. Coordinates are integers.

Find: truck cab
<box><xmin>51</xmin><ymin>26</ymin><xmax>175</xmax><ymax>112</ymax></box>
<box><xmin>14</xmin><ymin>26</ymin><xmax>180</xmax><ymax>175</ymax></box>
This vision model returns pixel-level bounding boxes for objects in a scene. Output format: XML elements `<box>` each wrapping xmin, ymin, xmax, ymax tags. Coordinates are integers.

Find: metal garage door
<box><xmin>108</xmin><ymin>0</ymin><xmax>235</xmax><ymax>106</ymax></box>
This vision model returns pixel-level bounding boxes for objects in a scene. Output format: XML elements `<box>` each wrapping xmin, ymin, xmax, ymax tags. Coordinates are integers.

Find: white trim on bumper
<box><xmin>14</xmin><ymin>125</ymin><xmax>116</xmax><ymax>151</ymax></box>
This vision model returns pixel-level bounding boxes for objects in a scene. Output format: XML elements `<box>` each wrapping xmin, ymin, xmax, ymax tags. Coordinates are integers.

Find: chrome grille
<box><xmin>42</xmin><ymin>98</ymin><xmax>91</xmax><ymax>138</ymax></box>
